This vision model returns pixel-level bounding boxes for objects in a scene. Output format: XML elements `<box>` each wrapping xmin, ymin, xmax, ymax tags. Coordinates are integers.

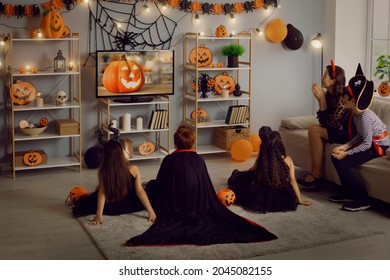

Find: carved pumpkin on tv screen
<box><xmin>23</xmin><ymin>151</ymin><xmax>43</xmax><ymax>166</ymax></box>
<box><xmin>40</xmin><ymin>7</ymin><xmax>70</xmax><ymax>38</ymax></box>
<box><xmin>189</xmin><ymin>44</ymin><xmax>213</xmax><ymax>67</ymax></box>
<box><xmin>214</xmin><ymin>72</ymin><xmax>236</xmax><ymax>94</ymax></box>
<box><xmin>10</xmin><ymin>80</ymin><xmax>36</xmax><ymax>105</ymax></box>
<box><xmin>217</xmin><ymin>188</ymin><xmax>236</xmax><ymax>207</ymax></box>
<box><xmin>102</xmin><ymin>54</ymin><xmax>145</xmax><ymax>93</ymax></box>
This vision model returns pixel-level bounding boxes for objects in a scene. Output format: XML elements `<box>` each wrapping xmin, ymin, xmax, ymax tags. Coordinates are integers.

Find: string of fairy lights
<box><xmin>0</xmin><ymin>0</ymin><xmax>282</xmax><ymax>68</ymax></box>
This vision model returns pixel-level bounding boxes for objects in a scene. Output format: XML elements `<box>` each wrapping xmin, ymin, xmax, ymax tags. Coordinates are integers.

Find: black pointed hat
<box><xmin>346</xmin><ymin>63</ymin><xmax>374</xmax><ymax>112</ymax></box>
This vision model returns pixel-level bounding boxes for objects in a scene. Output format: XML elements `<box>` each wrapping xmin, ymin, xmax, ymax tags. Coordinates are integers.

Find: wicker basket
<box><xmin>215</xmin><ymin>127</ymin><xmax>250</xmax><ymax>150</ymax></box>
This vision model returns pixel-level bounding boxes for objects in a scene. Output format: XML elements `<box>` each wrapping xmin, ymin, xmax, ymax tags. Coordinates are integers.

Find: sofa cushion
<box><xmin>280</xmin><ymin>115</ymin><xmax>318</xmax><ymax>130</ymax></box>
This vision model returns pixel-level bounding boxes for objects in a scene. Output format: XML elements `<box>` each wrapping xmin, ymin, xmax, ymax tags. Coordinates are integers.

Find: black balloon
<box><xmin>84</xmin><ymin>146</ymin><xmax>103</xmax><ymax>169</ymax></box>
<box><xmin>283</xmin><ymin>24</ymin><xmax>304</xmax><ymax>50</ymax></box>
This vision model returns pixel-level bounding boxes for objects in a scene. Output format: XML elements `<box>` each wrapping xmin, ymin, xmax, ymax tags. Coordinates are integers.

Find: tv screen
<box><xmin>96</xmin><ymin>50</ymin><xmax>174</xmax><ymax>101</ymax></box>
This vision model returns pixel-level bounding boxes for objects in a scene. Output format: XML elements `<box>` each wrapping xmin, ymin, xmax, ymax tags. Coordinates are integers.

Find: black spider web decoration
<box><xmin>84</xmin><ymin>0</ymin><xmax>178</xmax><ymax>66</ymax></box>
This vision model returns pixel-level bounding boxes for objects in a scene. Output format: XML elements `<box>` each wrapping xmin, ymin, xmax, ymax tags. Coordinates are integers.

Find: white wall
<box><xmin>1</xmin><ymin>0</ymin><xmax>351</xmax><ymax>164</ymax></box>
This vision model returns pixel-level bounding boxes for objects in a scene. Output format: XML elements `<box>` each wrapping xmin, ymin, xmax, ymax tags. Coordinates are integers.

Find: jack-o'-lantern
<box><xmin>23</xmin><ymin>150</ymin><xmax>43</xmax><ymax>166</ymax></box>
<box><xmin>215</xmin><ymin>24</ymin><xmax>227</xmax><ymax>37</ymax></box>
<box><xmin>213</xmin><ymin>72</ymin><xmax>236</xmax><ymax>94</ymax></box>
<box><xmin>378</xmin><ymin>82</ymin><xmax>390</xmax><ymax>97</ymax></box>
<box><xmin>68</xmin><ymin>186</ymin><xmax>88</xmax><ymax>204</ymax></box>
<box><xmin>102</xmin><ymin>54</ymin><xmax>145</xmax><ymax>93</ymax></box>
<box><xmin>29</xmin><ymin>28</ymin><xmax>39</xmax><ymax>39</ymax></box>
<box><xmin>189</xmin><ymin>44</ymin><xmax>213</xmax><ymax>67</ymax></box>
<box><xmin>217</xmin><ymin>188</ymin><xmax>236</xmax><ymax>207</ymax></box>
<box><xmin>217</xmin><ymin>62</ymin><xmax>224</xmax><ymax>68</ymax></box>
<box><xmin>139</xmin><ymin>141</ymin><xmax>155</xmax><ymax>156</ymax></box>
<box><xmin>40</xmin><ymin>7</ymin><xmax>70</xmax><ymax>38</ymax></box>
<box><xmin>190</xmin><ymin>108</ymin><xmax>209</xmax><ymax>122</ymax></box>
<box><xmin>10</xmin><ymin>80</ymin><xmax>36</xmax><ymax>105</ymax></box>
<box><xmin>39</xmin><ymin>117</ymin><xmax>49</xmax><ymax>127</ymax></box>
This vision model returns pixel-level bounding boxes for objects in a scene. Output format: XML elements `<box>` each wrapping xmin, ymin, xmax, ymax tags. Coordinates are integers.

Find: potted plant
<box><xmin>221</xmin><ymin>43</ymin><xmax>245</xmax><ymax>68</ymax></box>
<box><xmin>374</xmin><ymin>54</ymin><xmax>390</xmax><ymax>96</ymax></box>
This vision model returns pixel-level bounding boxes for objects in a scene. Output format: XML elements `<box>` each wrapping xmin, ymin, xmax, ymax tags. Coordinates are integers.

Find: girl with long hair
<box><xmin>228</xmin><ymin>126</ymin><xmax>312</xmax><ymax>213</ymax></box>
<box><xmin>72</xmin><ymin>138</ymin><xmax>156</xmax><ymax>225</ymax></box>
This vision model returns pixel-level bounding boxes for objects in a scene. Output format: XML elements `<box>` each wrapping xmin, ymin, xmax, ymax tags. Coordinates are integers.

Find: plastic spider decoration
<box><xmin>202</xmin><ymin>2</ymin><xmax>212</xmax><ymax>14</ymax></box>
<box><xmin>192</xmin><ymin>73</ymin><xmax>213</xmax><ymax>98</ymax></box>
<box><xmin>243</xmin><ymin>1</ymin><xmax>254</xmax><ymax>12</ymax></box>
<box><xmin>113</xmin><ymin>31</ymin><xmax>141</xmax><ymax>50</ymax></box>
<box><xmin>223</xmin><ymin>3</ymin><xmax>233</xmax><ymax>15</ymax></box>
<box><xmin>180</xmin><ymin>0</ymin><xmax>191</xmax><ymax>12</ymax></box>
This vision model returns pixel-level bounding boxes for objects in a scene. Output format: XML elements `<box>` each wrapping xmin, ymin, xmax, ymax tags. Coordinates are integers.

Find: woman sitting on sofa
<box><xmin>227</xmin><ymin>126</ymin><xmax>312</xmax><ymax>213</ymax></box>
<box><xmin>297</xmin><ymin>60</ymin><xmax>355</xmax><ymax>187</ymax></box>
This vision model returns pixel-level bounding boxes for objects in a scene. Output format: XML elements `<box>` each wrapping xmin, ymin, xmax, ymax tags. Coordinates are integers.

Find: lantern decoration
<box><xmin>215</xmin><ymin>24</ymin><xmax>227</xmax><ymax>37</ymax></box>
<box><xmin>10</xmin><ymin>80</ymin><xmax>36</xmax><ymax>105</ymax></box>
<box><xmin>283</xmin><ymin>24</ymin><xmax>304</xmax><ymax>50</ymax></box>
<box><xmin>54</xmin><ymin>50</ymin><xmax>66</xmax><ymax>72</ymax></box>
<box><xmin>266</xmin><ymin>18</ymin><xmax>288</xmax><ymax>43</ymax></box>
<box><xmin>230</xmin><ymin>139</ymin><xmax>252</xmax><ymax>161</ymax></box>
<box><xmin>102</xmin><ymin>54</ymin><xmax>145</xmax><ymax>93</ymax></box>
<box><xmin>138</xmin><ymin>141</ymin><xmax>155</xmax><ymax>156</ymax></box>
<box><xmin>23</xmin><ymin>150</ymin><xmax>43</xmax><ymax>166</ymax></box>
<box><xmin>66</xmin><ymin>186</ymin><xmax>88</xmax><ymax>205</ymax></box>
<box><xmin>189</xmin><ymin>44</ymin><xmax>213</xmax><ymax>67</ymax></box>
<box><xmin>249</xmin><ymin>134</ymin><xmax>261</xmax><ymax>153</ymax></box>
<box><xmin>217</xmin><ymin>188</ymin><xmax>236</xmax><ymax>207</ymax></box>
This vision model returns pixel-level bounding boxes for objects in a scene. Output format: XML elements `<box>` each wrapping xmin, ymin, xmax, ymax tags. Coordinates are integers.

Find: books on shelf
<box><xmin>225</xmin><ymin>105</ymin><xmax>249</xmax><ymax>125</ymax></box>
<box><xmin>148</xmin><ymin>109</ymin><xmax>169</xmax><ymax>129</ymax></box>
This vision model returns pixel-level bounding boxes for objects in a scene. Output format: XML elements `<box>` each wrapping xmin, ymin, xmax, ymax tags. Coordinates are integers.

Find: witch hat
<box><xmin>346</xmin><ymin>63</ymin><xmax>374</xmax><ymax>112</ymax></box>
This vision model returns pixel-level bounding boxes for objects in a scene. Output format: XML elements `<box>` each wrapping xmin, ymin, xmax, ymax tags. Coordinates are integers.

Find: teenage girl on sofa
<box><xmin>297</xmin><ymin>60</ymin><xmax>355</xmax><ymax>187</ymax></box>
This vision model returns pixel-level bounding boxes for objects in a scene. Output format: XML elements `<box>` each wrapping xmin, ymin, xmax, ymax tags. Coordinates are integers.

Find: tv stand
<box><xmin>113</xmin><ymin>96</ymin><xmax>154</xmax><ymax>103</ymax></box>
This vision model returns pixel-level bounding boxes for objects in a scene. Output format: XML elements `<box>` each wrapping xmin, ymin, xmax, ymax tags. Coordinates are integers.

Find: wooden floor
<box><xmin>0</xmin><ymin>153</ymin><xmax>389</xmax><ymax>260</ymax></box>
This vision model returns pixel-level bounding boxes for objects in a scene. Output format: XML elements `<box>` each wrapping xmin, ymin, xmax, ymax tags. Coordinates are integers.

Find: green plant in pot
<box><xmin>221</xmin><ymin>44</ymin><xmax>245</xmax><ymax>68</ymax></box>
<box><xmin>374</xmin><ymin>54</ymin><xmax>390</xmax><ymax>97</ymax></box>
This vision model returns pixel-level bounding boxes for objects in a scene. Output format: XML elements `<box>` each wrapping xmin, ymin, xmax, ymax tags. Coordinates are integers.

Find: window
<box><xmin>368</xmin><ymin>0</ymin><xmax>390</xmax><ymax>88</ymax></box>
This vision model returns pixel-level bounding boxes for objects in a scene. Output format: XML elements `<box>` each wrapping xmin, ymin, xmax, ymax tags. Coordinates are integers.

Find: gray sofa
<box><xmin>279</xmin><ymin>98</ymin><xmax>390</xmax><ymax>204</ymax></box>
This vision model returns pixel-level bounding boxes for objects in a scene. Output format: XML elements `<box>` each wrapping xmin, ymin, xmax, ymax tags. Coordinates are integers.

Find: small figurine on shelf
<box><xmin>233</xmin><ymin>83</ymin><xmax>243</xmax><ymax>97</ymax></box>
<box><xmin>56</xmin><ymin>91</ymin><xmax>67</xmax><ymax>106</ymax></box>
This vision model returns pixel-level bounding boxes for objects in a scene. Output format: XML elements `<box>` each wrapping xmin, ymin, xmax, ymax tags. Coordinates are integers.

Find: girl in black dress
<box><xmin>228</xmin><ymin>126</ymin><xmax>313</xmax><ymax>213</ymax></box>
<box><xmin>72</xmin><ymin>133</ymin><xmax>156</xmax><ymax>225</ymax></box>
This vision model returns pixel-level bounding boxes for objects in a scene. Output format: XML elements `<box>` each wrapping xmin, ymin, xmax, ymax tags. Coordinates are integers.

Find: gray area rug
<box><xmin>77</xmin><ymin>198</ymin><xmax>383</xmax><ymax>260</ymax></box>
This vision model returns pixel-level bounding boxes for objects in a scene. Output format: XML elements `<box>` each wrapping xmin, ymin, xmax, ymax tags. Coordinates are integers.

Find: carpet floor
<box><xmin>77</xmin><ymin>196</ymin><xmax>383</xmax><ymax>260</ymax></box>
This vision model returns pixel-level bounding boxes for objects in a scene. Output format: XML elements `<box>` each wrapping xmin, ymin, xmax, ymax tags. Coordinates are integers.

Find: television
<box><xmin>96</xmin><ymin>49</ymin><xmax>174</xmax><ymax>102</ymax></box>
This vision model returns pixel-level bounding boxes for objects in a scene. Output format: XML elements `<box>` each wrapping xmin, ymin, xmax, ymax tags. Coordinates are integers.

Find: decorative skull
<box><xmin>56</xmin><ymin>91</ymin><xmax>67</xmax><ymax>106</ymax></box>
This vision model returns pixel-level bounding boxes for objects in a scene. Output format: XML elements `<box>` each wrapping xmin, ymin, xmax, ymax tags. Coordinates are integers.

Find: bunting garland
<box><xmin>0</xmin><ymin>0</ymin><xmax>278</xmax><ymax>17</ymax></box>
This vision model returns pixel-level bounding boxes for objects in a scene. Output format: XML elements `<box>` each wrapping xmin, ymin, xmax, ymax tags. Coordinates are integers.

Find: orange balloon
<box><xmin>266</xmin><ymin>18</ymin><xmax>288</xmax><ymax>42</ymax></box>
<box><xmin>231</xmin><ymin>139</ymin><xmax>253</xmax><ymax>161</ymax></box>
<box><xmin>249</xmin><ymin>134</ymin><xmax>261</xmax><ymax>153</ymax></box>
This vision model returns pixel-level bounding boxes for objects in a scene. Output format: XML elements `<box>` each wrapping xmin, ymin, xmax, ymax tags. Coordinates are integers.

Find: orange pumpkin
<box><xmin>139</xmin><ymin>141</ymin><xmax>155</xmax><ymax>156</ymax></box>
<box><xmin>23</xmin><ymin>150</ymin><xmax>43</xmax><ymax>166</ymax></box>
<box><xmin>189</xmin><ymin>44</ymin><xmax>213</xmax><ymax>67</ymax></box>
<box><xmin>191</xmin><ymin>108</ymin><xmax>209</xmax><ymax>120</ymax></box>
<box><xmin>10</xmin><ymin>80</ymin><xmax>36</xmax><ymax>105</ymax></box>
<box><xmin>217</xmin><ymin>188</ymin><xmax>236</xmax><ymax>207</ymax></box>
<box><xmin>217</xmin><ymin>62</ymin><xmax>224</xmax><ymax>68</ymax></box>
<box><xmin>68</xmin><ymin>186</ymin><xmax>88</xmax><ymax>203</ymax></box>
<box><xmin>214</xmin><ymin>72</ymin><xmax>236</xmax><ymax>94</ymax></box>
<box><xmin>29</xmin><ymin>28</ymin><xmax>39</xmax><ymax>39</ymax></box>
<box><xmin>102</xmin><ymin>54</ymin><xmax>145</xmax><ymax>93</ymax></box>
<box><xmin>39</xmin><ymin>117</ymin><xmax>49</xmax><ymax>127</ymax></box>
<box><xmin>378</xmin><ymin>82</ymin><xmax>390</xmax><ymax>97</ymax></box>
<box><xmin>215</xmin><ymin>24</ymin><xmax>227</xmax><ymax>37</ymax></box>
<box><xmin>40</xmin><ymin>7</ymin><xmax>70</xmax><ymax>38</ymax></box>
